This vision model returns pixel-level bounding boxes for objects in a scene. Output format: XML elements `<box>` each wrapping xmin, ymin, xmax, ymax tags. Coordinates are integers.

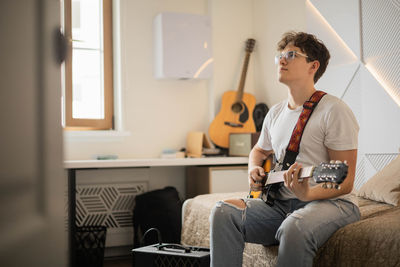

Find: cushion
<box><xmin>357</xmin><ymin>154</ymin><xmax>400</xmax><ymax>206</ymax></box>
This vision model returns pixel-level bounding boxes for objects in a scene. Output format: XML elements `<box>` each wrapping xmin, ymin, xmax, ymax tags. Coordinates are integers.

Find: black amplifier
<box><xmin>132</xmin><ymin>243</ymin><xmax>210</xmax><ymax>267</ymax></box>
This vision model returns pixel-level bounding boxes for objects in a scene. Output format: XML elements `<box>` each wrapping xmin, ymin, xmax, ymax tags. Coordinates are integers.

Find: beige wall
<box><xmin>64</xmin><ymin>0</ymin><xmax>306</xmax><ymax>160</ymax></box>
<box><xmin>253</xmin><ymin>0</ymin><xmax>306</xmax><ymax>108</ymax></box>
<box><xmin>209</xmin><ymin>0</ymin><xmax>255</xmax><ymax>122</ymax></box>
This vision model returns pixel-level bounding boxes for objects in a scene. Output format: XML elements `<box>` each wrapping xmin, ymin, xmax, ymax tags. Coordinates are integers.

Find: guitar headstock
<box><xmin>313</xmin><ymin>162</ymin><xmax>348</xmax><ymax>188</ymax></box>
<box><xmin>246</xmin><ymin>39</ymin><xmax>256</xmax><ymax>53</ymax></box>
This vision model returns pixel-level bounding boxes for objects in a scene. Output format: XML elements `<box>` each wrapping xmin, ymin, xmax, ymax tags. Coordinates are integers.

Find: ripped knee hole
<box><xmin>223</xmin><ymin>199</ymin><xmax>246</xmax><ymax>209</ymax></box>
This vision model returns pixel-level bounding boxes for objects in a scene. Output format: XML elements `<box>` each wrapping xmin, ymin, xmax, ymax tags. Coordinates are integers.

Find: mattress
<box><xmin>181</xmin><ymin>192</ymin><xmax>399</xmax><ymax>267</ymax></box>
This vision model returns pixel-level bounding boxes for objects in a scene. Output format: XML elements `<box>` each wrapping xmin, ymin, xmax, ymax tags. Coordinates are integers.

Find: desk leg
<box><xmin>68</xmin><ymin>169</ymin><xmax>76</xmax><ymax>267</ymax></box>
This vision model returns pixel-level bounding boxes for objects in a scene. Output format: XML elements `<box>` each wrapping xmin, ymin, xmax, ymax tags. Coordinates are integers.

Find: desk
<box><xmin>65</xmin><ymin>157</ymin><xmax>248</xmax><ymax>266</ymax></box>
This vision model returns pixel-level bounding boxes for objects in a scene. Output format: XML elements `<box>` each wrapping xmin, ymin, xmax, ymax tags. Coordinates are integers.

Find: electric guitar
<box><xmin>248</xmin><ymin>158</ymin><xmax>349</xmax><ymax>199</ymax></box>
<box><xmin>208</xmin><ymin>38</ymin><xmax>257</xmax><ymax>148</ymax></box>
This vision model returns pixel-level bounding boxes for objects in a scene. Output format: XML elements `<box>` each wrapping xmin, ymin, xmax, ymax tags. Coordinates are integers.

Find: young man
<box><xmin>210</xmin><ymin>32</ymin><xmax>360</xmax><ymax>267</ymax></box>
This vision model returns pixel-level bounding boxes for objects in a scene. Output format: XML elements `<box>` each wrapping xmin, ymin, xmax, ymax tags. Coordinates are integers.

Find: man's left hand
<box><xmin>283</xmin><ymin>162</ymin><xmax>310</xmax><ymax>201</ymax></box>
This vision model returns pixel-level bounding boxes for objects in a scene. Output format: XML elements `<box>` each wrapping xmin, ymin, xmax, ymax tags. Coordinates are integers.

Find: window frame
<box><xmin>64</xmin><ymin>0</ymin><xmax>114</xmax><ymax>130</ymax></box>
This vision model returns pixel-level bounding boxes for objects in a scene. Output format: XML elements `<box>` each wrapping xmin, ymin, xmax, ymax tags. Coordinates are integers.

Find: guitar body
<box><xmin>209</xmin><ymin>91</ymin><xmax>256</xmax><ymax>148</ymax></box>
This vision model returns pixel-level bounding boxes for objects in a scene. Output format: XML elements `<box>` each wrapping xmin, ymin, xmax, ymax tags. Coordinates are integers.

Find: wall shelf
<box><xmin>64</xmin><ymin>156</ymin><xmax>248</xmax><ymax>169</ymax></box>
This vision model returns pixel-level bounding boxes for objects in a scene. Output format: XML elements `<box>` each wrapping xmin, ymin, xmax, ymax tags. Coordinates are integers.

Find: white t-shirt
<box><xmin>257</xmin><ymin>93</ymin><xmax>359</xmax><ymax>201</ymax></box>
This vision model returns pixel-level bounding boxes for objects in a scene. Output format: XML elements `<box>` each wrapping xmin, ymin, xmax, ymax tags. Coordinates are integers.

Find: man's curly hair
<box><xmin>277</xmin><ymin>31</ymin><xmax>330</xmax><ymax>83</ymax></box>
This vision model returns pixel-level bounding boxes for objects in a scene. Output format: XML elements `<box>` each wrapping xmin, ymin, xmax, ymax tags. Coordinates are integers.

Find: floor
<box><xmin>103</xmin><ymin>256</ymin><xmax>132</xmax><ymax>267</ymax></box>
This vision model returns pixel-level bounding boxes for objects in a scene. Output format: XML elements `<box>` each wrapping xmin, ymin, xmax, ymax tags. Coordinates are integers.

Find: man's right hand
<box><xmin>248</xmin><ymin>166</ymin><xmax>266</xmax><ymax>191</ymax></box>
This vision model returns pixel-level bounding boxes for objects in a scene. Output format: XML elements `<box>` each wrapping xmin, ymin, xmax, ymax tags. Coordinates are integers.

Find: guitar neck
<box><xmin>236</xmin><ymin>52</ymin><xmax>251</xmax><ymax>102</ymax></box>
<box><xmin>266</xmin><ymin>166</ymin><xmax>315</xmax><ymax>185</ymax></box>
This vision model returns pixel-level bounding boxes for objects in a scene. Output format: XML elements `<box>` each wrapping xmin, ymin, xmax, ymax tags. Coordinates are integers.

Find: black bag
<box><xmin>133</xmin><ymin>186</ymin><xmax>182</xmax><ymax>248</ymax></box>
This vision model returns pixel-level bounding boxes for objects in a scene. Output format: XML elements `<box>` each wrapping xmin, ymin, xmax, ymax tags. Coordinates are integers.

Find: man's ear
<box><xmin>310</xmin><ymin>61</ymin><xmax>320</xmax><ymax>72</ymax></box>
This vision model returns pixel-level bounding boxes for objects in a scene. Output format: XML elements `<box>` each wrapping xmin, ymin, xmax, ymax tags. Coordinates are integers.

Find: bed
<box><xmin>181</xmin><ymin>155</ymin><xmax>400</xmax><ymax>266</ymax></box>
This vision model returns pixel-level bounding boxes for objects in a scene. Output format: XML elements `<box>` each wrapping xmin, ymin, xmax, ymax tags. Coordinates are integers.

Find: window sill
<box><xmin>64</xmin><ymin>130</ymin><xmax>131</xmax><ymax>142</ymax></box>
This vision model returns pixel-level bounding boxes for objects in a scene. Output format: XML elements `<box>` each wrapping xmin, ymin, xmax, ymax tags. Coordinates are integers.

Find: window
<box><xmin>64</xmin><ymin>0</ymin><xmax>113</xmax><ymax>130</ymax></box>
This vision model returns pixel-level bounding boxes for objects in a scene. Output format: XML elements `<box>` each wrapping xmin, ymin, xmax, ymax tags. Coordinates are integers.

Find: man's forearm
<box><xmin>248</xmin><ymin>146</ymin><xmax>273</xmax><ymax>172</ymax></box>
<box><xmin>302</xmin><ymin>180</ymin><xmax>354</xmax><ymax>201</ymax></box>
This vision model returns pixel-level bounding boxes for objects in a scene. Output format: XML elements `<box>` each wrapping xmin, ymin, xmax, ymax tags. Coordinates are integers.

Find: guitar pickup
<box><xmin>224</xmin><ymin>122</ymin><xmax>244</xmax><ymax>128</ymax></box>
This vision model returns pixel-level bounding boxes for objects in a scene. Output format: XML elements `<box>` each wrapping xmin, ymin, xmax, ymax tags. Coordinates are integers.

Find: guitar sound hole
<box><xmin>231</xmin><ymin>102</ymin><xmax>243</xmax><ymax>113</ymax></box>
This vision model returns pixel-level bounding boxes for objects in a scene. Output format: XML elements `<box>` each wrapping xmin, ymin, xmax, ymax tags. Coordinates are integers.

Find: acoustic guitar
<box><xmin>209</xmin><ymin>39</ymin><xmax>257</xmax><ymax>148</ymax></box>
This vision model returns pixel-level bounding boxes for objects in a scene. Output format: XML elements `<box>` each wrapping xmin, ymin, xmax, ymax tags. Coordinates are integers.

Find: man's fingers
<box><xmin>251</xmin><ymin>173</ymin><xmax>262</xmax><ymax>182</ymax></box>
<box><xmin>285</xmin><ymin>163</ymin><xmax>296</xmax><ymax>181</ymax></box>
<box><xmin>249</xmin><ymin>167</ymin><xmax>265</xmax><ymax>183</ymax></box>
<box><xmin>249</xmin><ymin>175</ymin><xmax>263</xmax><ymax>191</ymax></box>
<box><xmin>249</xmin><ymin>167</ymin><xmax>265</xmax><ymax>185</ymax></box>
<box><xmin>284</xmin><ymin>163</ymin><xmax>302</xmax><ymax>189</ymax></box>
<box><xmin>293</xmin><ymin>163</ymin><xmax>302</xmax><ymax>183</ymax></box>
<box><xmin>283</xmin><ymin>171</ymin><xmax>288</xmax><ymax>187</ymax></box>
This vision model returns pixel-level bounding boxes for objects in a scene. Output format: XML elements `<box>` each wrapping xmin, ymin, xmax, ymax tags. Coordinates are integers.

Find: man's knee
<box><xmin>224</xmin><ymin>199</ymin><xmax>246</xmax><ymax>209</ymax></box>
<box><xmin>210</xmin><ymin>200</ymin><xmax>243</xmax><ymax>226</ymax></box>
<box><xmin>210</xmin><ymin>199</ymin><xmax>246</xmax><ymax>225</ymax></box>
<box><xmin>276</xmin><ymin>214</ymin><xmax>310</xmax><ymax>244</ymax></box>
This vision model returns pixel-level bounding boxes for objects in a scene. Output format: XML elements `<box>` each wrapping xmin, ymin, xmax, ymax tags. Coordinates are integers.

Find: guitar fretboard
<box><xmin>266</xmin><ymin>166</ymin><xmax>315</xmax><ymax>185</ymax></box>
<box><xmin>236</xmin><ymin>52</ymin><xmax>251</xmax><ymax>102</ymax></box>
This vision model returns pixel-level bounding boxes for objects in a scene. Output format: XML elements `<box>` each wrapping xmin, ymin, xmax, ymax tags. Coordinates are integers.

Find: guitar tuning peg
<box><xmin>327</xmin><ymin>183</ymin><xmax>333</xmax><ymax>189</ymax></box>
<box><xmin>322</xmin><ymin>183</ymin><xmax>327</xmax><ymax>189</ymax></box>
<box><xmin>334</xmin><ymin>184</ymin><xmax>341</xmax><ymax>190</ymax></box>
<box><xmin>330</xmin><ymin>160</ymin><xmax>334</xmax><ymax>164</ymax></box>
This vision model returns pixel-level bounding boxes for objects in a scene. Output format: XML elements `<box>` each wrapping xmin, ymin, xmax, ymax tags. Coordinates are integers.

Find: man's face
<box><xmin>277</xmin><ymin>44</ymin><xmax>314</xmax><ymax>86</ymax></box>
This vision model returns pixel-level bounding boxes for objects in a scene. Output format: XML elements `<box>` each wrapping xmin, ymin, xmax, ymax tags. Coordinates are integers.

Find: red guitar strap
<box><xmin>281</xmin><ymin>90</ymin><xmax>327</xmax><ymax>170</ymax></box>
<box><xmin>263</xmin><ymin>90</ymin><xmax>326</xmax><ymax>206</ymax></box>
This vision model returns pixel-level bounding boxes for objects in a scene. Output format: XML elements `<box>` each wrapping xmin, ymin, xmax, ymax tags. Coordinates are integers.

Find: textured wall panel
<box><xmin>306</xmin><ymin>1</ymin><xmax>360</xmax><ymax>99</ymax></box>
<box><xmin>355</xmin><ymin>153</ymin><xmax>400</xmax><ymax>188</ymax></box>
<box><xmin>317</xmin><ymin>62</ymin><xmax>360</xmax><ymax>100</ymax></box>
<box><xmin>365</xmin><ymin>153</ymin><xmax>399</xmax><ymax>172</ymax></box>
<box><xmin>76</xmin><ymin>183</ymin><xmax>147</xmax><ymax>228</ymax></box>
<box><xmin>73</xmin><ymin>167</ymin><xmax>151</xmax><ymax>248</ymax></box>
<box><xmin>306</xmin><ymin>2</ymin><xmax>358</xmax><ymax>67</ymax></box>
<box><xmin>307</xmin><ymin>0</ymin><xmax>400</xmax><ymax>186</ymax></box>
<box><xmin>75</xmin><ymin>182</ymin><xmax>148</xmax><ymax>248</ymax></box>
<box><xmin>391</xmin><ymin>0</ymin><xmax>400</xmax><ymax>10</ymax></box>
<box><xmin>354</xmin><ymin>157</ymin><xmax>366</xmax><ymax>190</ymax></box>
<box><xmin>342</xmin><ymin>64</ymin><xmax>362</xmax><ymax>124</ymax></box>
<box><xmin>361</xmin><ymin>0</ymin><xmax>400</xmax><ymax>103</ymax></box>
<box><xmin>341</xmin><ymin>65</ymin><xmax>365</xmax><ymax>186</ymax></box>
<box><xmin>361</xmin><ymin>65</ymin><xmax>400</xmax><ymax>153</ymax></box>
<box><xmin>310</xmin><ymin>0</ymin><xmax>360</xmax><ymax>57</ymax></box>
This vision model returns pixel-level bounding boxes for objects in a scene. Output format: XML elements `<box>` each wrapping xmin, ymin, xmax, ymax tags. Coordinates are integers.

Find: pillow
<box><xmin>357</xmin><ymin>154</ymin><xmax>400</xmax><ymax>206</ymax></box>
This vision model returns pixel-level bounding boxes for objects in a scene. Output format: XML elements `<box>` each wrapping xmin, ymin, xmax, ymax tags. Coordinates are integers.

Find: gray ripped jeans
<box><xmin>209</xmin><ymin>198</ymin><xmax>360</xmax><ymax>267</ymax></box>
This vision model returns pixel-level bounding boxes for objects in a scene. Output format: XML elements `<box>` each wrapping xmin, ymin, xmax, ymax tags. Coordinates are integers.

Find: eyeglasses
<box><xmin>275</xmin><ymin>50</ymin><xmax>308</xmax><ymax>64</ymax></box>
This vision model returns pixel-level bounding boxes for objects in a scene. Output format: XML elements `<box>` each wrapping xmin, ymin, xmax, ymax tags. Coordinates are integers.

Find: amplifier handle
<box><xmin>156</xmin><ymin>243</ymin><xmax>192</xmax><ymax>253</ymax></box>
